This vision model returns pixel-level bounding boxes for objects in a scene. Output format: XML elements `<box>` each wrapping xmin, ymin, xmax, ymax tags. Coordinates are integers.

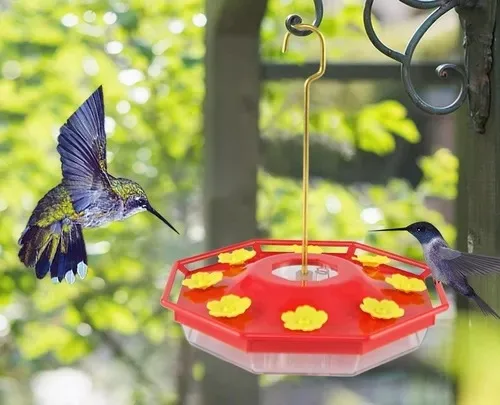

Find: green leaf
<box><xmin>63</xmin><ymin>306</ymin><xmax>82</xmax><ymax>327</ymax></box>
<box><xmin>167</xmin><ymin>323</ymin><xmax>184</xmax><ymax>339</ymax></box>
<box><xmin>32</xmin><ymin>282</ymin><xmax>82</xmax><ymax>313</ymax></box>
<box><xmin>418</xmin><ymin>148</ymin><xmax>458</xmax><ymax>199</ymax></box>
<box><xmin>356</xmin><ymin>111</ymin><xmax>395</xmax><ymax>155</ymax></box>
<box><xmin>85</xmin><ymin>299</ymin><xmax>139</xmax><ymax>335</ymax></box>
<box><xmin>143</xmin><ymin>317</ymin><xmax>167</xmax><ymax>343</ymax></box>
<box><xmin>389</xmin><ymin>119</ymin><xmax>420</xmax><ymax>143</ymax></box>
<box><xmin>355</xmin><ymin>100</ymin><xmax>420</xmax><ymax>154</ymax></box>
<box><xmin>375</xmin><ymin>100</ymin><xmax>407</xmax><ymax>120</ymax></box>
<box><xmin>0</xmin><ymin>275</ymin><xmax>15</xmax><ymax>307</ymax></box>
<box><xmin>18</xmin><ymin>323</ymin><xmax>72</xmax><ymax>359</ymax></box>
<box><xmin>54</xmin><ymin>337</ymin><xmax>90</xmax><ymax>364</ymax></box>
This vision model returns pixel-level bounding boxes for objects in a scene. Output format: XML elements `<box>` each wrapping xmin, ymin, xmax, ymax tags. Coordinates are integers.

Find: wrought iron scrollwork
<box><xmin>285</xmin><ymin>0</ymin><xmax>324</xmax><ymax>37</ymax></box>
<box><xmin>363</xmin><ymin>0</ymin><xmax>467</xmax><ymax>116</ymax></box>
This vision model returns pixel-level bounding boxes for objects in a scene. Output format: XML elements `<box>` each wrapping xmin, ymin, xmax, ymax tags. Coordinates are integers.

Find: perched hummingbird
<box><xmin>372</xmin><ymin>221</ymin><xmax>500</xmax><ymax>319</ymax></box>
<box><xmin>18</xmin><ymin>86</ymin><xmax>179</xmax><ymax>285</ymax></box>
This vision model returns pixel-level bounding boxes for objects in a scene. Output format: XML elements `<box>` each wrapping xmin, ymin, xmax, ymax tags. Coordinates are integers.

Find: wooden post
<box><xmin>202</xmin><ymin>1</ymin><xmax>267</xmax><ymax>405</ymax></box>
<box><xmin>455</xmin><ymin>7</ymin><xmax>500</xmax><ymax>403</ymax></box>
<box><xmin>457</xmin><ymin>0</ymin><xmax>500</xmax><ymax>315</ymax></box>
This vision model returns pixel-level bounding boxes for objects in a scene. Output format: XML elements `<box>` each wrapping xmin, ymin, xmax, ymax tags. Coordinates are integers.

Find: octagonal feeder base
<box><xmin>182</xmin><ymin>325</ymin><xmax>427</xmax><ymax>376</ymax></box>
<box><xmin>161</xmin><ymin>239</ymin><xmax>450</xmax><ymax>376</ymax></box>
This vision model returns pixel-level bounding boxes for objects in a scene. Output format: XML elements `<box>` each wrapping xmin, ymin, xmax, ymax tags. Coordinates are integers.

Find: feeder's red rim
<box><xmin>173</xmin><ymin>240</ymin><xmax>429</xmax><ymax>275</ymax></box>
<box><xmin>161</xmin><ymin>239</ymin><xmax>449</xmax><ymax>347</ymax></box>
<box><xmin>165</xmin><ymin>239</ymin><xmax>431</xmax><ymax>288</ymax></box>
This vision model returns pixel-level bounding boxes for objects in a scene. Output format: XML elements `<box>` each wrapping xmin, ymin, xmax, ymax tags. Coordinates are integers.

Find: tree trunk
<box><xmin>201</xmin><ymin>1</ymin><xmax>268</xmax><ymax>404</ymax></box>
<box><xmin>456</xmin><ymin>1</ymin><xmax>498</xmax><ymax>404</ymax></box>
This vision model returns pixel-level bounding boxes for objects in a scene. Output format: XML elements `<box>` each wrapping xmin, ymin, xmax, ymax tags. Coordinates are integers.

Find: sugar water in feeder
<box><xmin>161</xmin><ymin>24</ymin><xmax>449</xmax><ymax>376</ymax></box>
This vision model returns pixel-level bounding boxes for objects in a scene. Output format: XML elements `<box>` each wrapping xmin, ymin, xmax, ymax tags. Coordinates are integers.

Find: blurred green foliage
<box><xmin>419</xmin><ymin>148</ymin><xmax>458</xmax><ymax>200</ymax></box>
<box><xmin>426</xmin><ymin>313</ymin><xmax>500</xmax><ymax>405</ymax></box>
<box><xmin>0</xmin><ymin>1</ymin><xmax>206</xmax><ymax>400</ymax></box>
<box><xmin>0</xmin><ymin>0</ymin><xmax>458</xmax><ymax>403</ymax></box>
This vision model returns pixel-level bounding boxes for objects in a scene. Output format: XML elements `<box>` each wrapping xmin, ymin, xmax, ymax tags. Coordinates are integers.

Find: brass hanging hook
<box><xmin>282</xmin><ymin>24</ymin><xmax>327</xmax><ymax>277</ymax></box>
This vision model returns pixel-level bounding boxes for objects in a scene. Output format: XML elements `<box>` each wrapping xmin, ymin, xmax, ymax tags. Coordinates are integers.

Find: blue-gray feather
<box><xmin>373</xmin><ymin>221</ymin><xmax>500</xmax><ymax>319</ymax></box>
<box><xmin>57</xmin><ymin>85</ymin><xmax>113</xmax><ymax>212</ymax></box>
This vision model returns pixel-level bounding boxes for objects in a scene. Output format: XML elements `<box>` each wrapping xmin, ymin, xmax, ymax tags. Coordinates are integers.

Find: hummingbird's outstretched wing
<box><xmin>56</xmin><ymin>86</ymin><xmax>115</xmax><ymax>212</ymax></box>
<box><xmin>438</xmin><ymin>246</ymin><xmax>500</xmax><ymax>276</ymax></box>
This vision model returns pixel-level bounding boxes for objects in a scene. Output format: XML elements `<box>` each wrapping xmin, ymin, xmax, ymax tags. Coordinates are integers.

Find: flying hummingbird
<box><xmin>372</xmin><ymin>221</ymin><xmax>500</xmax><ymax>319</ymax></box>
<box><xmin>18</xmin><ymin>86</ymin><xmax>179</xmax><ymax>285</ymax></box>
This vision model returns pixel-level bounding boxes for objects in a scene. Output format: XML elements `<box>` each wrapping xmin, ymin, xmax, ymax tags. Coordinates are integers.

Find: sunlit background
<box><xmin>1</xmin><ymin>0</ymin><xmax>491</xmax><ymax>404</ymax></box>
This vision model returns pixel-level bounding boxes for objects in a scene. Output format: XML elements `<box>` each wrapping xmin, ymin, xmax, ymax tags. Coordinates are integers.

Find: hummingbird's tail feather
<box><xmin>470</xmin><ymin>292</ymin><xmax>500</xmax><ymax>319</ymax></box>
<box><xmin>18</xmin><ymin>225</ymin><xmax>54</xmax><ymax>277</ymax></box>
<box><xmin>19</xmin><ymin>222</ymin><xmax>88</xmax><ymax>284</ymax></box>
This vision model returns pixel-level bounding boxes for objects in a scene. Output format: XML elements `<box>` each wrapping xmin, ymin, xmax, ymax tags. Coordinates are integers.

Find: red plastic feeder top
<box><xmin>161</xmin><ymin>239</ymin><xmax>449</xmax><ymax>376</ymax></box>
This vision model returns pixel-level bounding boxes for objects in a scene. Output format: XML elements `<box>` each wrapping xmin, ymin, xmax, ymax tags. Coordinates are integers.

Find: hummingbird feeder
<box><xmin>161</xmin><ymin>22</ymin><xmax>450</xmax><ymax>376</ymax></box>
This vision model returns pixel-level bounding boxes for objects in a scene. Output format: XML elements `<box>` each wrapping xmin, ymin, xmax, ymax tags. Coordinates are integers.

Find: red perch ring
<box><xmin>161</xmin><ymin>239</ymin><xmax>449</xmax><ymax>376</ymax></box>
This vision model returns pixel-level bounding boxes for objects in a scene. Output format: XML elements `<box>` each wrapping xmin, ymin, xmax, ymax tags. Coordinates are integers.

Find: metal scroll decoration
<box><xmin>363</xmin><ymin>0</ymin><xmax>467</xmax><ymax>116</ymax></box>
<box><xmin>285</xmin><ymin>0</ymin><xmax>324</xmax><ymax>37</ymax></box>
<box><xmin>288</xmin><ymin>0</ymin><xmax>494</xmax><ymax>132</ymax></box>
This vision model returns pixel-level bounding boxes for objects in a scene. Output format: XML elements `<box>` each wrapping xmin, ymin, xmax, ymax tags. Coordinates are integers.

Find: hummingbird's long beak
<box><xmin>370</xmin><ymin>227</ymin><xmax>408</xmax><ymax>232</ymax></box>
<box><xmin>147</xmin><ymin>204</ymin><xmax>179</xmax><ymax>234</ymax></box>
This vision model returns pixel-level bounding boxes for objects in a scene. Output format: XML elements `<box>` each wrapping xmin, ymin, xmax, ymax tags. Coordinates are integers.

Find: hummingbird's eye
<box><xmin>134</xmin><ymin>196</ymin><xmax>146</xmax><ymax>207</ymax></box>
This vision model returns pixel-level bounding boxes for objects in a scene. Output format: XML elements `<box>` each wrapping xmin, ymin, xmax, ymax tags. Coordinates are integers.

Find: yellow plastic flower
<box><xmin>207</xmin><ymin>294</ymin><xmax>252</xmax><ymax>318</ymax></box>
<box><xmin>182</xmin><ymin>271</ymin><xmax>223</xmax><ymax>290</ymax></box>
<box><xmin>281</xmin><ymin>305</ymin><xmax>328</xmax><ymax>332</ymax></box>
<box><xmin>289</xmin><ymin>244</ymin><xmax>323</xmax><ymax>254</ymax></box>
<box><xmin>385</xmin><ymin>274</ymin><xmax>427</xmax><ymax>293</ymax></box>
<box><xmin>218</xmin><ymin>249</ymin><xmax>256</xmax><ymax>266</ymax></box>
<box><xmin>360</xmin><ymin>297</ymin><xmax>404</xmax><ymax>319</ymax></box>
<box><xmin>352</xmin><ymin>254</ymin><xmax>390</xmax><ymax>267</ymax></box>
